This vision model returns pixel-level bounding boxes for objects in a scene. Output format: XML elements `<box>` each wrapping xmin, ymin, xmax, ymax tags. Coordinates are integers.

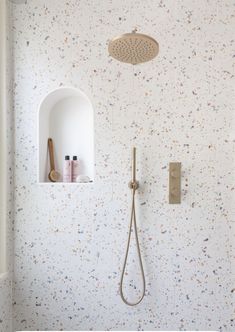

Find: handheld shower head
<box><xmin>128</xmin><ymin>147</ymin><xmax>139</xmax><ymax>190</ymax></box>
<box><xmin>120</xmin><ymin>147</ymin><xmax>145</xmax><ymax>306</ymax></box>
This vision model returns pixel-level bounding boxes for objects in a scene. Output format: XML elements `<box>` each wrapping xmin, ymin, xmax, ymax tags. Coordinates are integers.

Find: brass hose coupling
<box><xmin>128</xmin><ymin>180</ymin><xmax>139</xmax><ymax>190</ymax></box>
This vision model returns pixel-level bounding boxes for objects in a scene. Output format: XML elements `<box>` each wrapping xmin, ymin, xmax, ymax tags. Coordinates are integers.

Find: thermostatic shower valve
<box><xmin>169</xmin><ymin>162</ymin><xmax>181</xmax><ymax>204</ymax></box>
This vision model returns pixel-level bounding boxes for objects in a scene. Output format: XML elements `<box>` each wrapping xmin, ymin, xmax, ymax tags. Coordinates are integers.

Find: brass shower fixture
<box><xmin>120</xmin><ymin>147</ymin><xmax>146</xmax><ymax>306</ymax></box>
<box><xmin>108</xmin><ymin>29</ymin><xmax>159</xmax><ymax>65</ymax></box>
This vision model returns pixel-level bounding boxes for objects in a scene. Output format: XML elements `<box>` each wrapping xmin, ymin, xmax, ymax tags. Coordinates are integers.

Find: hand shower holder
<box><xmin>128</xmin><ymin>180</ymin><xmax>139</xmax><ymax>190</ymax></box>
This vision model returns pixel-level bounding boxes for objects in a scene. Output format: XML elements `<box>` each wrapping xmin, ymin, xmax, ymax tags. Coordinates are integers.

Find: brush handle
<box><xmin>48</xmin><ymin>138</ymin><xmax>55</xmax><ymax>171</ymax></box>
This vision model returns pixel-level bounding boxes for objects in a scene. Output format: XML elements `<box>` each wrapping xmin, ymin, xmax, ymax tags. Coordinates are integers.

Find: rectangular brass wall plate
<box><xmin>169</xmin><ymin>162</ymin><xmax>181</xmax><ymax>204</ymax></box>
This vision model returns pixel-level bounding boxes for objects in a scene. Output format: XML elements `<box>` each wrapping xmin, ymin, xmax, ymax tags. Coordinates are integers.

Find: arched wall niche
<box><xmin>38</xmin><ymin>87</ymin><xmax>94</xmax><ymax>183</ymax></box>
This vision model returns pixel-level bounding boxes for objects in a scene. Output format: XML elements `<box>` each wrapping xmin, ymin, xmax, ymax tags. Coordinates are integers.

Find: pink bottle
<box><xmin>63</xmin><ymin>155</ymin><xmax>71</xmax><ymax>182</ymax></box>
<box><xmin>72</xmin><ymin>156</ymin><xmax>79</xmax><ymax>182</ymax></box>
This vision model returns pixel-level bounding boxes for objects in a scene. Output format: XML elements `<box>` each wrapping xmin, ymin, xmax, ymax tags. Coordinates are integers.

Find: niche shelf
<box><xmin>38</xmin><ymin>87</ymin><xmax>94</xmax><ymax>184</ymax></box>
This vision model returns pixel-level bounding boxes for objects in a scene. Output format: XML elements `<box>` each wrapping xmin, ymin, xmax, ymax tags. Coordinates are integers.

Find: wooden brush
<box><xmin>48</xmin><ymin>138</ymin><xmax>60</xmax><ymax>182</ymax></box>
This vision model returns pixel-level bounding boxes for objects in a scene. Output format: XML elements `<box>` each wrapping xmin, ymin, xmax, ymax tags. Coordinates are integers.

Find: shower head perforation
<box><xmin>108</xmin><ymin>31</ymin><xmax>159</xmax><ymax>65</ymax></box>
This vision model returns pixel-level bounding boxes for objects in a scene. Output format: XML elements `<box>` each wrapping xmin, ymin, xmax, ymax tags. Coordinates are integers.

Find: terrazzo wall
<box><xmin>11</xmin><ymin>0</ymin><xmax>235</xmax><ymax>331</ymax></box>
<box><xmin>0</xmin><ymin>274</ymin><xmax>12</xmax><ymax>332</ymax></box>
<box><xmin>0</xmin><ymin>2</ymin><xmax>14</xmax><ymax>332</ymax></box>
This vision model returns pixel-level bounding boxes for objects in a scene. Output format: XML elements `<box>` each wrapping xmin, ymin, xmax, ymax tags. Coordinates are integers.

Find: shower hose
<box><xmin>119</xmin><ymin>150</ymin><xmax>146</xmax><ymax>306</ymax></box>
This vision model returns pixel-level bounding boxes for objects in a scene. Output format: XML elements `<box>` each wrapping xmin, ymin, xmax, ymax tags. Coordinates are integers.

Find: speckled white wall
<box><xmin>0</xmin><ymin>2</ymin><xmax>14</xmax><ymax>332</ymax></box>
<box><xmin>0</xmin><ymin>274</ymin><xmax>12</xmax><ymax>332</ymax></box>
<box><xmin>11</xmin><ymin>0</ymin><xmax>235</xmax><ymax>331</ymax></box>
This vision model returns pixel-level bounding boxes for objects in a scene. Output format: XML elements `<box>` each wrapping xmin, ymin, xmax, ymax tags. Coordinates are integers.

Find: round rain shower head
<box><xmin>108</xmin><ymin>30</ymin><xmax>159</xmax><ymax>65</ymax></box>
